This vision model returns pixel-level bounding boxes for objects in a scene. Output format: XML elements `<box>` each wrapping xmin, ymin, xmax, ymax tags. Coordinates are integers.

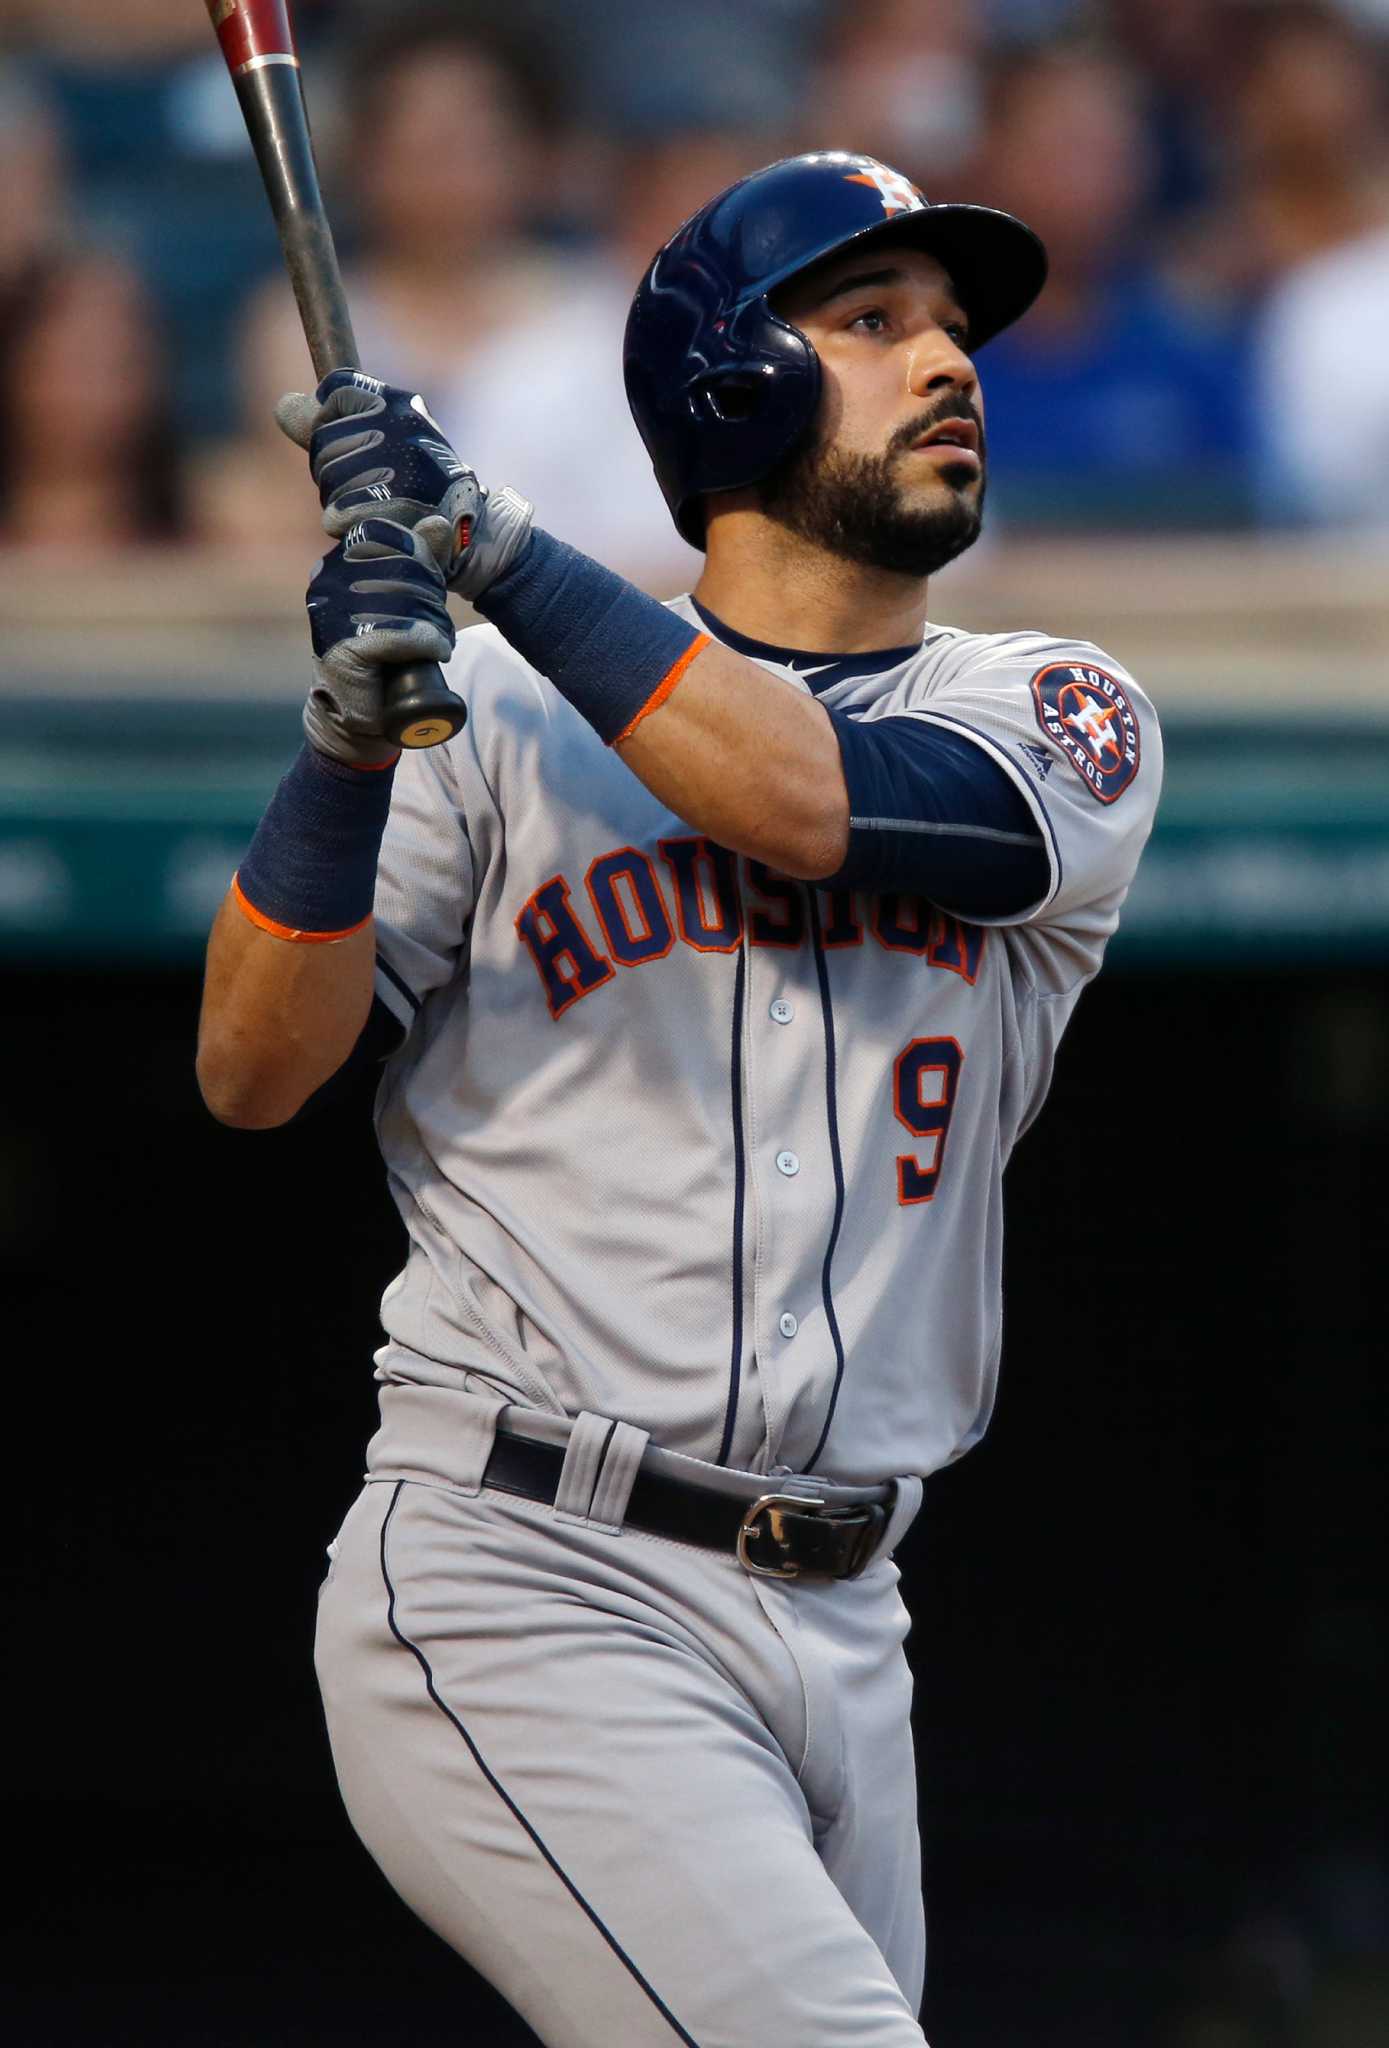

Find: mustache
<box><xmin>888</xmin><ymin>397</ymin><xmax>986</xmax><ymax>461</ymax></box>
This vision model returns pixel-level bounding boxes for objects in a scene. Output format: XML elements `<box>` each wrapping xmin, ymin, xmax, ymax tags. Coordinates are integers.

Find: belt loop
<box><xmin>587</xmin><ymin>1420</ymin><xmax>650</xmax><ymax>1533</ymax></box>
<box><xmin>877</xmin><ymin>1476</ymin><xmax>924</xmax><ymax>1558</ymax></box>
<box><xmin>553</xmin><ymin>1412</ymin><xmax>621</xmax><ymax>1524</ymax></box>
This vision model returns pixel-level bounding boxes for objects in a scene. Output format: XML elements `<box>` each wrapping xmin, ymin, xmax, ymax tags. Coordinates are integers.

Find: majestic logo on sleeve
<box><xmin>1029</xmin><ymin>662</ymin><xmax>1141</xmax><ymax>803</ymax></box>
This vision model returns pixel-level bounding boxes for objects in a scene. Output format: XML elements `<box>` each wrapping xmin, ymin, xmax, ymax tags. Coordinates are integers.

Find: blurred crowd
<box><xmin>2</xmin><ymin>0</ymin><xmax>1388</xmax><ymax>591</ymax></box>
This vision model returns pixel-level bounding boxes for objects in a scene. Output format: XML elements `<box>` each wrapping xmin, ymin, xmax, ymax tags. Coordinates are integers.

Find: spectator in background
<box><xmin>536</xmin><ymin>0</ymin><xmax>823</xmax><ymax>137</ymax></box>
<box><xmin>460</xmin><ymin>119</ymin><xmax>782</xmax><ymax>593</ymax></box>
<box><xmin>953</xmin><ymin>38</ymin><xmax>1253</xmax><ymax>530</ymax></box>
<box><xmin>0</xmin><ymin>252</ymin><xmax>184</xmax><ymax>549</ymax></box>
<box><xmin>0</xmin><ymin>68</ymin><xmax>67</xmax><ymax>309</ymax></box>
<box><xmin>1171</xmin><ymin>0</ymin><xmax>1389</xmax><ymax>304</ymax></box>
<box><xmin>1110</xmin><ymin>0</ymin><xmax>1232</xmax><ymax>236</ymax></box>
<box><xmin>13</xmin><ymin>0</ymin><xmax>309</xmax><ymax>430</ymax></box>
<box><xmin>7</xmin><ymin>0</ymin><xmax>217</xmax><ymax>62</ymax></box>
<box><xmin>801</xmin><ymin>0</ymin><xmax>986</xmax><ymax>186</ymax></box>
<box><xmin>196</xmin><ymin>3</ymin><xmax>568</xmax><ymax>553</ymax></box>
<box><xmin>1225</xmin><ymin>4</ymin><xmax>1389</xmax><ymax>529</ymax></box>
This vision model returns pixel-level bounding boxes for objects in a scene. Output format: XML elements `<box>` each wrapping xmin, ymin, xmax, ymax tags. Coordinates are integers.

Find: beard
<box><xmin>758</xmin><ymin>405</ymin><xmax>986</xmax><ymax>577</ymax></box>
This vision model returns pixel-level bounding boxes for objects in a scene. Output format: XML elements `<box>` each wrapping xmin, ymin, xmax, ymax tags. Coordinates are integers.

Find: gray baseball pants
<box><xmin>315</xmin><ymin>1410</ymin><xmax>929</xmax><ymax>2046</ymax></box>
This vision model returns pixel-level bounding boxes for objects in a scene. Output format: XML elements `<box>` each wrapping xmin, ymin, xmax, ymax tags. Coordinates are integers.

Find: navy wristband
<box><xmin>233</xmin><ymin>744</ymin><xmax>397</xmax><ymax>941</ymax></box>
<box><xmin>475</xmin><ymin>528</ymin><xmax>707</xmax><ymax>743</ymax></box>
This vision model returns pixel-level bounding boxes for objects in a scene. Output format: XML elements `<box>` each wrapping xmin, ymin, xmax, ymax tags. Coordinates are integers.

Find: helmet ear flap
<box><xmin>626</xmin><ymin>232</ymin><xmax>823</xmax><ymax>546</ymax></box>
<box><xmin>696</xmin><ymin>369</ymin><xmax>771</xmax><ymax>425</ymax></box>
<box><xmin>691</xmin><ymin>298</ymin><xmax>819</xmax><ymax>431</ymax></box>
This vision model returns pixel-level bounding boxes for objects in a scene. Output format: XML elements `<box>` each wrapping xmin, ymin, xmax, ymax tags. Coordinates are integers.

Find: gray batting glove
<box><xmin>304</xmin><ymin>517</ymin><xmax>455</xmax><ymax>766</ymax></box>
<box><xmin>277</xmin><ymin>370</ymin><xmax>534</xmax><ymax>602</ymax></box>
<box><xmin>415</xmin><ymin>486</ymin><xmax>534</xmax><ymax>602</ymax></box>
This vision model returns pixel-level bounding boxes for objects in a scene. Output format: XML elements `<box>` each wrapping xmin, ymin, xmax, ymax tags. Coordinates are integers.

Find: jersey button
<box><xmin>769</xmin><ymin>998</ymin><xmax>794</xmax><ymax>1024</ymax></box>
<box><xmin>775</xmin><ymin>1150</ymin><xmax>800</xmax><ymax>1177</ymax></box>
<box><xmin>778</xmin><ymin>1311</ymin><xmax>798</xmax><ymax>1338</ymax></box>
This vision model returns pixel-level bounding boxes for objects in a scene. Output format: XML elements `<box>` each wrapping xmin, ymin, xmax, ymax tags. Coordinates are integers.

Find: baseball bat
<box><xmin>203</xmin><ymin>0</ymin><xmax>467</xmax><ymax>749</ymax></box>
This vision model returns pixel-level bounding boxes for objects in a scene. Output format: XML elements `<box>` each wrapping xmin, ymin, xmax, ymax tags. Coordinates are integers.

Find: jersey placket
<box><xmin>739</xmin><ymin>883</ymin><xmax>843</xmax><ymax>1477</ymax></box>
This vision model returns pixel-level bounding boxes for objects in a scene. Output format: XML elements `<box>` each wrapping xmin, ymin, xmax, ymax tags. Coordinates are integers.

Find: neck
<box><xmin>693</xmin><ymin>504</ymin><xmax>931</xmax><ymax>654</ymax></box>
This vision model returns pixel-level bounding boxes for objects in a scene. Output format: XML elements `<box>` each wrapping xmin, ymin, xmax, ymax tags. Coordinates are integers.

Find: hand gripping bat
<box><xmin>203</xmin><ymin>0</ymin><xmax>467</xmax><ymax>749</ymax></box>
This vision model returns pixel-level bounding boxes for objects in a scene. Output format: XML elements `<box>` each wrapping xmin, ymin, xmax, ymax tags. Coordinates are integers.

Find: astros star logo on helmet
<box><xmin>845</xmin><ymin>161</ymin><xmax>926</xmax><ymax>217</ymax></box>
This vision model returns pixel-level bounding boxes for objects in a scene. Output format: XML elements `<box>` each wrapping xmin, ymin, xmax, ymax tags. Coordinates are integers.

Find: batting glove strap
<box><xmin>305</xmin><ymin>517</ymin><xmax>456</xmax><ymax>767</ymax></box>
<box><xmin>475</xmin><ymin>527</ymin><xmax>707</xmax><ymax>745</ymax></box>
<box><xmin>420</xmin><ymin>481</ymin><xmax>535</xmax><ymax>602</ymax></box>
<box><xmin>234</xmin><ymin>743</ymin><xmax>396</xmax><ymax>943</ymax></box>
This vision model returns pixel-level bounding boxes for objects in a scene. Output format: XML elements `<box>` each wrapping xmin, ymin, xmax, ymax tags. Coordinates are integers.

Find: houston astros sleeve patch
<box><xmin>1030</xmin><ymin>660</ymin><xmax>1141</xmax><ymax>804</ymax></box>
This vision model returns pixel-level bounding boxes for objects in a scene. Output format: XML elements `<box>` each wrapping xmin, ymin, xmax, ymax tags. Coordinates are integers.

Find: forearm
<box><xmin>196</xmin><ymin>739</ymin><xmax>399</xmax><ymax>1128</ymax></box>
<box><xmin>475</xmin><ymin>533</ymin><xmax>1048</xmax><ymax>910</ymax></box>
<box><xmin>615</xmin><ymin>639</ymin><xmax>848</xmax><ymax>878</ymax></box>
<box><xmin>197</xmin><ymin>895</ymin><xmax>376</xmax><ymax>1127</ymax></box>
<box><xmin>196</xmin><ymin>393</ymin><xmax>466</xmax><ymax>1129</ymax></box>
<box><xmin>476</xmin><ymin>531</ymin><xmax>848</xmax><ymax>876</ymax></box>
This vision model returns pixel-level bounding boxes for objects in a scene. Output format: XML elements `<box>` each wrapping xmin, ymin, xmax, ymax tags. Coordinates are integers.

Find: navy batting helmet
<box><xmin>623</xmin><ymin>151</ymin><xmax>1047</xmax><ymax>548</ymax></box>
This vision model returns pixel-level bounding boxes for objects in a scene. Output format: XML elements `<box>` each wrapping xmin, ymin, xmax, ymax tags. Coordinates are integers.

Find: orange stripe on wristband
<box><xmin>231</xmin><ymin>872</ymin><xmax>371</xmax><ymax>944</ymax></box>
<box><xmin>611</xmin><ymin>634</ymin><xmax>710</xmax><ymax>746</ymax></box>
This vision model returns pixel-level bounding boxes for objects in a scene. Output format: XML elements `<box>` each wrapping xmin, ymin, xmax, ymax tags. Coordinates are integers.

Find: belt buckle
<box><xmin>736</xmin><ymin>1492</ymin><xmax>826</xmax><ymax>1579</ymax></box>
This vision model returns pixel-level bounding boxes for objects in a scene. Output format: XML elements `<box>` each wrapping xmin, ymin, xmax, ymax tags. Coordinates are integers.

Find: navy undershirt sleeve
<box><xmin>294</xmin><ymin>993</ymin><xmax>406</xmax><ymax>1120</ymax></box>
<box><xmin>824</xmin><ymin>711</ymin><xmax>1051</xmax><ymax>918</ymax></box>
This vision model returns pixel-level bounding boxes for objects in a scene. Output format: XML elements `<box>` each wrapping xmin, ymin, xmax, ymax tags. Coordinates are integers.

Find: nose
<box><xmin>906</xmin><ymin>326</ymin><xmax>978</xmax><ymax>403</ymax></box>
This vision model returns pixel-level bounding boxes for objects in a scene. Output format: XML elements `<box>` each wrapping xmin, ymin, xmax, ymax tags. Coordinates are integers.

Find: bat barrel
<box><xmin>233</xmin><ymin>60</ymin><xmax>358</xmax><ymax>379</ymax></box>
<box><xmin>206</xmin><ymin>0</ymin><xmax>465</xmax><ymax>747</ymax></box>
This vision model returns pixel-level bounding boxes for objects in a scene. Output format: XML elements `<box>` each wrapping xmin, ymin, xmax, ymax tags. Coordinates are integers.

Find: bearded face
<box><xmin>758</xmin><ymin>393</ymin><xmax>987</xmax><ymax>578</ymax></box>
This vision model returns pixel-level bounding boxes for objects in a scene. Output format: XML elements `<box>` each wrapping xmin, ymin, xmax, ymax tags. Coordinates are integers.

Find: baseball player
<box><xmin>198</xmin><ymin>153</ymin><xmax>1160</xmax><ymax>2046</ymax></box>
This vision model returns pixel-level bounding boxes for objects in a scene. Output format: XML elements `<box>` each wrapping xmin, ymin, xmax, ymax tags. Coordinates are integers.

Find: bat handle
<box><xmin>383</xmin><ymin>661</ymin><xmax>468</xmax><ymax>749</ymax></box>
<box><xmin>309</xmin><ymin>362</ymin><xmax>467</xmax><ymax>750</ymax></box>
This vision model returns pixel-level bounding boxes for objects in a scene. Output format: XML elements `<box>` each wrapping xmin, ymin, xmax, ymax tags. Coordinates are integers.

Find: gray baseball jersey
<box><xmin>364</xmin><ymin>604</ymin><xmax>1161</xmax><ymax>1488</ymax></box>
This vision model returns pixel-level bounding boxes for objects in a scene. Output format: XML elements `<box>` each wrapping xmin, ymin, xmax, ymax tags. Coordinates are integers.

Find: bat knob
<box><xmin>383</xmin><ymin>661</ymin><xmax>467</xmax><ymax>750</ymax></box>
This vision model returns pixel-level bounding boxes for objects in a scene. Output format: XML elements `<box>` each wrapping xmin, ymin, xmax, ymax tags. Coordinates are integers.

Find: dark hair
<box><xmin>337</xmin><ymin>1</ymin><xmax>564</xmax><ymax>139</ymax></box>
<box><xmin>0</xmin><ymin>251</ymin><xmax>185</xmax><ymax>542</ymax></box>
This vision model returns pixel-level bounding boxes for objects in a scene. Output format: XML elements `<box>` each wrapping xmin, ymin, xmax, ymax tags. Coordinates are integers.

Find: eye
<box><xmin>943</xmin><ymin>321</ymin><xmax>972</xmax><ymax>352</ymax></box>
<box><xmin>848</xmin><ymin>307</ymin><xmax>889</xmax><ymax>334</ymax></box>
